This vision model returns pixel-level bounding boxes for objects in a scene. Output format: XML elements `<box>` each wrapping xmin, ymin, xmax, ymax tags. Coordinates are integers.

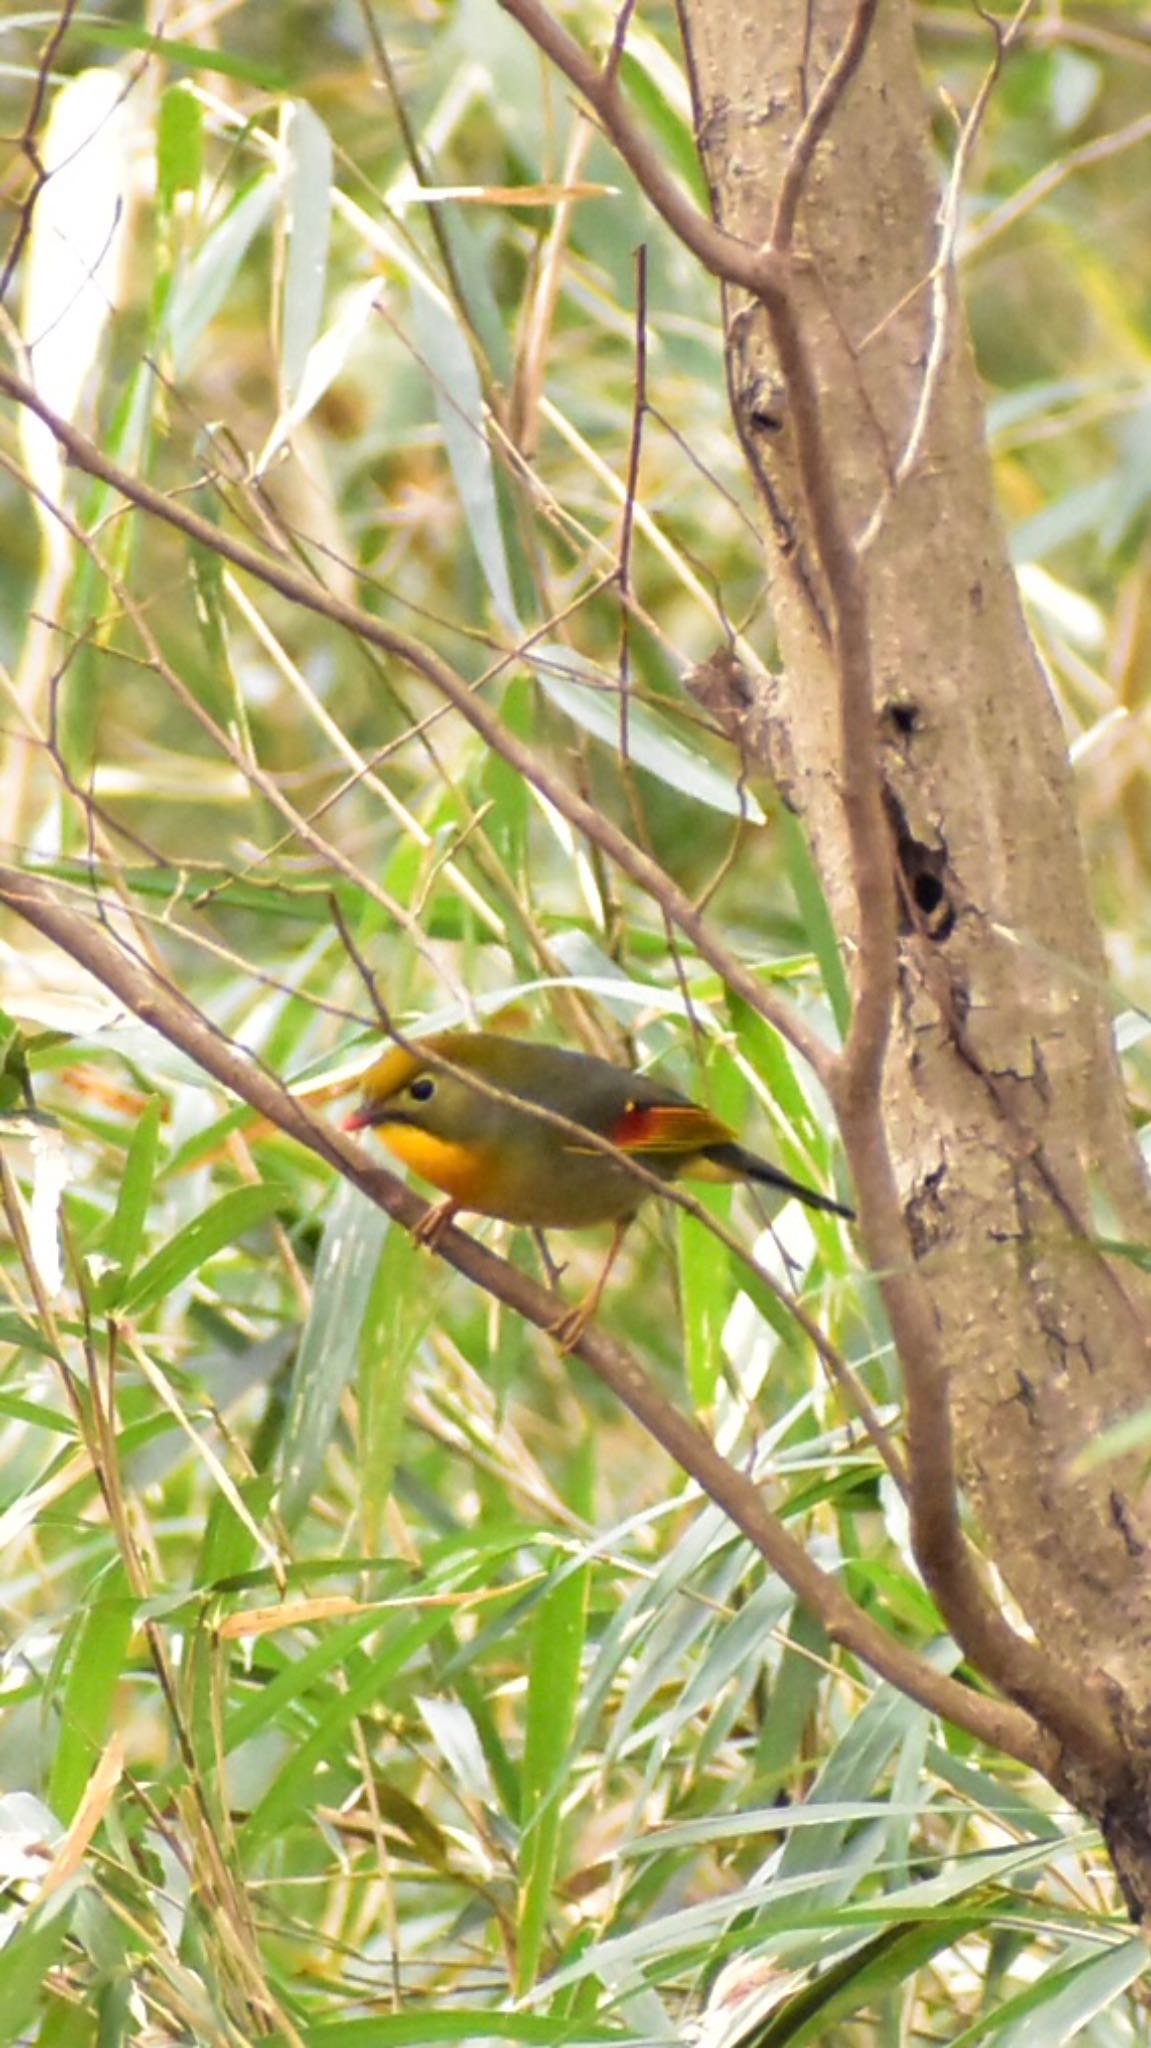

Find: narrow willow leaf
<box><xmin>778</xmin><ymin>807</ymin><xmax>850</xmax><ymax>1037</ymax></box>
<box><xmin>535</xmin><ymin>648</ymin><xmax>764</xmax><ymax>822</ymax></box>
<box><xmin>279</xmin><ymin>1178</ymin><xmax>389</xmax><ymax>1527</ymax></box>
<box><xmin>167</xmin><ymin>175</ymin><xmax>276</xmax><ymax>372</ymax></box>
<box><xmin>408</xmin><ymin>275</ymin><xmax>522</xmax><ymax>637</ymax></box>
<box><xmin>118</xmin><ymin>1183</ymin><xmax>286</xmax><ymax>1317</ymax></box>
<box><xmin>156</xmin><ymin>82</ymin><xmax>202</xmax><ymax>210</ymax></box>
<box><xmin>99</xmin><ymin>1094</ymin><xmax>162</xmax><ymax>1295</ymax></box>
<box><xmin>952</xmin><ymin>1934</ymin><xmax>1147</xmax><ymax>2047</ymax></box>
<box><xmin>280</xmin><ymin>100</ymin><xmax>332</xmax><ymax>405</ymax></box>
<box><xmin>358</xmin><ymin>1223</ymin><xmax>437</xmax><ymax>1552</ymax></box>
<box><xmin>516</xmin><ymin>1554</ymin><xmax>590</xmax><ymax>1993</ymax></box>
<box><xmin>48</xmin><ymin>1564</ymin><xmax>134</xmax><ymax>1824</ymax></box>
<box><xmin>0</xmin><ymin>1884</ymin><xmax>80</xmax><ymax>2046</ymax></box>
<box><xmin>679</xmin><ymin>1197</ymin><xmax>732</xmax><ymax>1409</ymax></box>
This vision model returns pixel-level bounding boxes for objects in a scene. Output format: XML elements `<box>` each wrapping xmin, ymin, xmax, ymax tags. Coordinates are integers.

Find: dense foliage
<box><xmin>1</xmin><ymin>4</ymin><xmax>1150</xmax><ymax>2041</ymax></box>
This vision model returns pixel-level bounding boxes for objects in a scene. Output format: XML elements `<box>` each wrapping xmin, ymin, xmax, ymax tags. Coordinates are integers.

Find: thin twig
<box><xmin>771</xmin><ymin>0</ymin><xmax>881</xmax><ymax>250</ymax></box>
<box><xmin>488</xmin><ymin>3</ymin><xmax>1139</xmax><ymax>1771</ymax></box>
<box><xmin>857</xmin><ymin>0</ymin><xmax>1035</xmax><ymax>557</ymax></box>
<box><xmin>617</xmin><ymin>242</ymin><xmax>648</xmax><ymax>764</ymax></box>
<box><xmin>0</xmin><ymin>366</ymin><xmax>837</xmax><ymax>1085</ymax></box>
<box><xmin>0</xmin><ymin>0</ymin><xmax>81</xmax><ymax>302</ymax></box>
<box><xmin>499</xmin><ymin>0</ymin><xmax>786</xmax><ymax>300</ymax></box>
<box><xmin>0</xmin><ymin>858</ymin><xmax>1061</xmax><ymax>1771</ymax></box>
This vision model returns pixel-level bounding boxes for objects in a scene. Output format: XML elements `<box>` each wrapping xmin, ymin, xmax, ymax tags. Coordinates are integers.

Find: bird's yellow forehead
<box><xmin>356</xmin><ymin>1031</ymin><xmax>470</xmax><ymax>1105</ymax></box>
<box><xmin>358</xmin><ymin>1043</ymin><xmax>424</xmax><ymax>1102</ymax></box>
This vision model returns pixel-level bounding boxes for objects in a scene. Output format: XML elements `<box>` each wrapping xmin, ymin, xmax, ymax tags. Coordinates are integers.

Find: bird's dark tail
<box><xmin>702</xmin><ymin>1142</ymin><xmax>854</xmax><ymax>1220</ymax></box>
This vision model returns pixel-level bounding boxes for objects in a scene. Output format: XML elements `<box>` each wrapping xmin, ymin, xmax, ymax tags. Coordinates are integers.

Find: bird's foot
<box><xmin>547</xmin><ymin>1218</ymin><xmax>631</xmax><ymax>1352</ymax></box>
<box><xmin>413</xmin><ymin>1197</ymin><xmax>457</xmax><ymax>1250</ymax></box>
<box><xmin>548</xmin><ymin>1292</ymin><xmax>597</xmax><ymax>1355</ymax></box>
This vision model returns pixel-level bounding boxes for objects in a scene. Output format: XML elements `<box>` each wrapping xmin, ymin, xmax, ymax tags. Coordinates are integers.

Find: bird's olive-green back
<box><xmin>355</xmin><ymin>1031</ymin><xmax>709</xmax><ymax>1225</ymax></box>
<box><xmin>361</xmin><ymin>1031</ymin><xmax>697</xmax><ymax>1136</ymax></box>
<box><xmin>350</xmin><ymin>1029</ymin><xmax>851</xmax><ymax>1226</ymax></box>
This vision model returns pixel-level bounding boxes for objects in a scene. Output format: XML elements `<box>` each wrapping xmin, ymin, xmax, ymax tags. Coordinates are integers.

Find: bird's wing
<box><xmin>604</xmin><ymin>1101</ymin><xmax>736</xmax><ymax>1154</ymax></box>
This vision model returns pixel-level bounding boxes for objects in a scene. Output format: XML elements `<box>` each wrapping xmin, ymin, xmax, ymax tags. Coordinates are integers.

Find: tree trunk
<box><xmin>678</xmin><ymin>0</ymin><xmax>1151</xmax><ymax>1903</ymax></box>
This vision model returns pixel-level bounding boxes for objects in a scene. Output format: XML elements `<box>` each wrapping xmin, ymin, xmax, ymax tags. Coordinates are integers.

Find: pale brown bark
<box><xmin>678</xmin><ymin>0</ymin><xmax>1151</xmax><ymax>1777</ymax></box>
<box><xmin>491</xmin><ymin>0</ymin><xmax>1151</xmax><ymax>1905</ymax></box>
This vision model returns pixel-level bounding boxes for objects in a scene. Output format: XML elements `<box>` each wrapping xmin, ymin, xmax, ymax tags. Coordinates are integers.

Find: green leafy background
<box><xmin>0</xmin><ymin>3</ymin><xmax>1150</xmax><ymax>2041</ymax></box>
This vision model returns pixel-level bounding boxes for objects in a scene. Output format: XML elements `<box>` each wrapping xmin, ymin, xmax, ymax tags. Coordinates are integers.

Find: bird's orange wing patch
<box><xmin>608</xmin><ymin>1102</ymin><xmax>734</xmax><ymax>1154</ymax></box>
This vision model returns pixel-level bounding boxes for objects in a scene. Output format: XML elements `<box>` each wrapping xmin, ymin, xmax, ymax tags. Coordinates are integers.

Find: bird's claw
<box><xmin>548</xmin><ymin>1297</ymin><xmax>596</xmax><ymax>1354</ymax></box>
<box><xmin>413</xmin><ymin>1196</ymin><xmax>457</xmax><ymax>1250</ymax></box>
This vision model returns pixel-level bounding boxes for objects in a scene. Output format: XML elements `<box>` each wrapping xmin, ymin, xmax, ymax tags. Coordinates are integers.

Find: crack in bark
<box><xmin>883</xmin><ymin>782</ymin><xmax>955</xmax><ymax>941</ymax></box>
<box><xmin>1110</xmin><ymin>1492</ymin><xmax>1147</xmax><ymax>1560</ymax></box>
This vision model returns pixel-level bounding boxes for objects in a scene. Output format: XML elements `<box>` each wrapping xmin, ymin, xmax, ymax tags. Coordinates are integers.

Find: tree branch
<box><xmin>770</xmin><ymin>0</ymin><xmax>881</xmax><ymax>250</ymax></box>
<box><xmin>499</xmin><ymin>0</ymin><xmax>785</xmax><ymax>298</ymax></box>
<box><xmin>0</xmin><ymin>365</ymin><xmax>835</xmax><ymax>1090</ymax></box>
<box><xmin>487</xmin><ymin>1</ymin><xmax>1140</xmax><ymax>1779</ymax></box>
<box><xmin>0</xmin><ymin>860</ymin><xmax>1062</xmax><ymax>1772</ymax></box>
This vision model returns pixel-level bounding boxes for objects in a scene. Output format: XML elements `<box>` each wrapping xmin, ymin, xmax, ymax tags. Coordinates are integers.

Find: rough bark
<box><xmin>678</xmin><ymin>0</ymin><xmax>1151</xmax><ymax>1794</ymax></box>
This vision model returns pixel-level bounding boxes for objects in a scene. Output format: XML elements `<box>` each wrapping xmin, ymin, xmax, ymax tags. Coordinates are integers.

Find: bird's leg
<box><xmin>413</xmin><ymin>1195</ymin><xmax>458</xmax><ymax>1250</ymax></box>
<box><xmin>549</xmin><ymin>1216</ymin><xmax>632</xmax><ymax>1353</ymax></box>
<box><xmin>532</xmin><ymin>1229</ymin><xmax>566</xmax><ymax>1289</ymax></box>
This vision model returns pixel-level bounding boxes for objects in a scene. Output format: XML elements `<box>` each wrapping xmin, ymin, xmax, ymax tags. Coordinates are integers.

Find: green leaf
<box><xmin>408</xmin><ymin>275</ymin><xmax>522</xmax><ymax>637</ymax></box>
<box><xmin>0</xmin><ymin>1883</ymin><xmax>80</xmax><ymax>2045</ymax></box>
<box><xmin>197</xmin><ymin>1474</ymin><xmax>278</xmax><ymax>1584</ymax></box>
<box><xmin>278</xmin><ymin>2016</ymin><xmax>623</xmax><ymax>2045</ymax></box>
<box><xmin>949</xmin><ymin>1933</ymin><xmax>1147</xmax><ymax>2046</ymax></box>
<box><xmin>48</xmin><ymin>1565</ymin><xmax>135</xmax><ymax>1823</ymax></box>
<box><xmin>99</xmin><ymin>1094</ymin><xmax>162</xmax><ymax>1294</ymax></box>
<box><xmin>1072</xmin><ymin>1400</ymin><xmax>1151</xmax><ymax>1470</ymax></box>
<box><xmin>241</xmin><ymin>1603</ymin><xmax>453</xmax><ymax>1847</ymax></box>
<box><xmin>779</xmin><ymin>807</ymin><xmax>851</xmax><ymax>1037</ymax></box>
<box><xmin>358</xmin><ymin>1222</ymin><xmax>438</xmax><ymax>1551</ymax></box>
<box><xmin>278</xmin><ymin>1178</ymin><xmax>390</xmax><ymax>1527</ymax></box>
<box><xmin>482</xmin><ymin>673</ymin><xmax>533</xmax><ymax>880</ymax></box>
<box><xmin>0</xmin><ymin>1005</ymin><xmax>36</xmax><ymax>1116</ymax></box>
<box><xmin>78</xmin><ymin>20</ymin><xmax>289</xmax><ymax>88</ymax></box>
<box><xmin>752</xmin><ymin>1912</ymin><xmax>993</xmax><ymax>2047</ymax></box>
<box><xmin>729</xmin><ymin>998</ymin><xmax>823</xmax><ymax>1151</ymax></box>
<box><xmin>280</xmin><ymin>101</ymin><xmax>332</xmax><ymax>404</ymax></box>
<box><xmin>156</xmin><ymin>82</ymin><xmax>202</xmax><ymax>209</ymax></box>
<box><xmin>773</xmin><ymin>1672</ymin><xmax>944</xmax><ymax>1900</ymax></box>
<box><xmin>757</xmin><ymin>1605</ymin><xmax>829</xmax><ymax>1788</ymax></box>
<box><xmin>1091</xmin><ymin>1234</ymin><xmax>1151</xmax><ymax>1276</ymax></box>
<box><xmin>536</xmin><ymin>646</ymin><xmax>766</xmax><ymax>823</ymax></box>
<box><xmin>0</xmin><ymin>1310</ymin><xmax>63</xmax><ymax>1360</ymax></box>
<box><xmin>516</xmin><ymin>1551</ymin><xmax>590</xmax><ymax>1992</ymax></box>
<box><xmin>678</xmin><ymin>1196</ymin><xmax>732</xmax><ymax>1408</ymax></box>
<box><xmin>166</xmin><ymin>175</ymin><xmax>277</xmax><ymax>373</ymax></box>
<box><xmin>618</xmin><ymin>48</ymin><xmax>709</xmax><ymax>209</ymax></box>
<box><xmin>117</xmin><ymin>1183</ymin><xmax>287</xmax><ymax>1317</ymax></box>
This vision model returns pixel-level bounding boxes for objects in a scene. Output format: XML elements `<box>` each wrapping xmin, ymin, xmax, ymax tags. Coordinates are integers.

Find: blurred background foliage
<box><xmin>0</xmin><ymin>2</ymin><xmax>1150</xmax><ymax>2041</ymax></box>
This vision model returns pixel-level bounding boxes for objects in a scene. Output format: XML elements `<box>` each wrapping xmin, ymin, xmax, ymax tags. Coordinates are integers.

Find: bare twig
<box><xmin>0</xmin><ymin>0</ymin><xmax>81</xmax><ymax>301</ymax></box>
<box><xmin>0</xmin><ymin>860</ymin><xmax>1062</xmax><ymax>1770</ymax></box>
<box><xmin>617</xmin><ymin>242</ymin><xmax>648</xmax><ymax>763</ymax></box>
<box><xmin>0</xmin><ymin>365</ymin><xmax>837</xmax><ymax>1085</ymax></box>
<box><xmin>857</xmin><ymin>0</ymin><xmax>1035</xmax><ymax>556</ymax></box>
<box><xmin>485</xmin><ymin>2</ymin><xmax>1141</xmax><ymax>1774</ymax></box>
<box><xmin>498</xmin><ymin>0</ymin><xmax>787</xmax><ymax>300</ymax></box>
<box><xmin>604</xmin><ymin>0</ymin><xmax>639</xmax><ymax>88</ymax></box>
<box><xmin>771</xmin><ymin>0</ymin><xmax>881</xmax><ymax>250</ymax></box>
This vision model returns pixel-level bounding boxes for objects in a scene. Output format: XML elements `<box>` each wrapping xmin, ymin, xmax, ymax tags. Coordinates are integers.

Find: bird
<box><xmin>344</xmin><ymin>1030</ymin><xmax>852</xmax><ymax>1343</ymax></box>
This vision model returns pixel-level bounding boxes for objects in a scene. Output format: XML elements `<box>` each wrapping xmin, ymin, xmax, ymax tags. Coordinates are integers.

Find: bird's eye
<box><xmin>408</xmin><ymin>1076</ymin><xmax>435</xmax><ymax>1102</ymax></box>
